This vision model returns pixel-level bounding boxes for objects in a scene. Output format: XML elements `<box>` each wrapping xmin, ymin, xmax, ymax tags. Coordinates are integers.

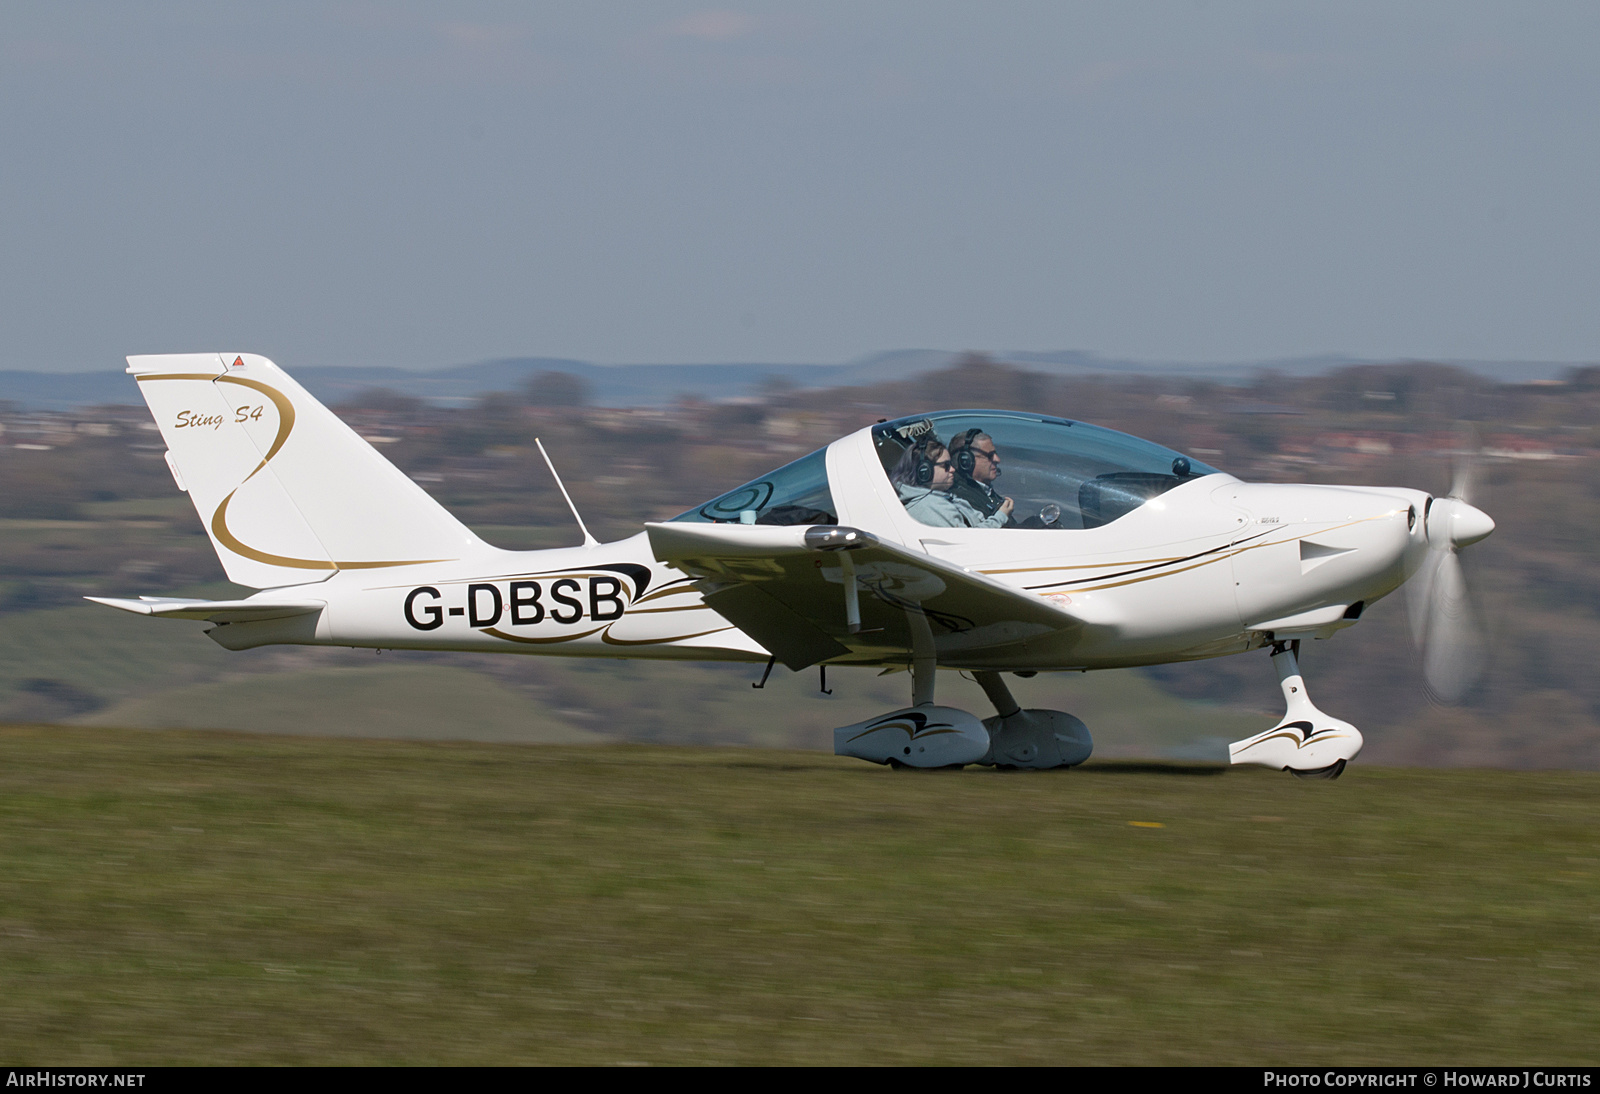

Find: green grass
<box><xmin>81</xmin><ymin>665</ymin><xmax>606</xmax><ymax>743</ymax></box>
<box><xmin>1</xmin><ymin>727</ymin><xmax>1596</xmax><ymax>1064</ymax></box>
<box><xmin>0</xmin><ymin>605</ymin><xmax>238</xmax><ymax>703</ymax></box>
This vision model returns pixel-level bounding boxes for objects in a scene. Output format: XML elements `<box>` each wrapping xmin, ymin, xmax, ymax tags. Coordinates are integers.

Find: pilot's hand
<box><xmin>999</xmin><ymin>496</ymin><xmax>1015</xmax><ymax>517</ymax></box>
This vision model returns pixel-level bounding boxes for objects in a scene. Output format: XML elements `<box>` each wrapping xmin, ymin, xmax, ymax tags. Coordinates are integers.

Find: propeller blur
<box><xmin>1407</xmin><ymin>458</ymin><xmax>1496</xmax><ymax>704</ymax></box>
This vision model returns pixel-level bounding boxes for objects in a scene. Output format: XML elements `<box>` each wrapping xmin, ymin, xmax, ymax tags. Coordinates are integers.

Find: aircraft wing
<box><xmin>85</xmin><ymin>596</ymin><xmax>325</xmax><ymax>624</ymax></box>
<box><xmin>645</xmin><ymin>523</ymin><xmax>1078</xmax><ymax>671</ymax></box>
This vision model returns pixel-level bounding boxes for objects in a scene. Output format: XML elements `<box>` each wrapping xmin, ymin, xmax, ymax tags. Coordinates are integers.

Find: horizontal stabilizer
<box><xmin>86</xmin><ymin>596</ymin><xmax>325</xmax><ymax>623</ymax></box>
<box><xmin>645</xmin><ymin>522</ymin><xmax>1078</xmax><ymax>670</ymax></box>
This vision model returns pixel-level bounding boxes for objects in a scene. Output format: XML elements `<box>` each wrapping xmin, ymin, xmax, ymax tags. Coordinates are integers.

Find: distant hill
<box><xmin>0</xmin><ymin>350</ymin><xmax>1583</xmax><ymax>411</ymax></box>
<box><xmin>0</xmin><ymin>357</ymin><xmax>902</xmax><ymax>411</ymax></box>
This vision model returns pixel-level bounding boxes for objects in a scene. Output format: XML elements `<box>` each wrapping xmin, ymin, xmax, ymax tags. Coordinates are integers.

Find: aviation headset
<box><xmin>910</xmin><ymin>438</ymin><xmax>945</xmax><ymax>487</ymax></box>
<box><xmin>952</xmin><ymin>428</ymin><xmax>985</xmax><ymax>477</ymax></box>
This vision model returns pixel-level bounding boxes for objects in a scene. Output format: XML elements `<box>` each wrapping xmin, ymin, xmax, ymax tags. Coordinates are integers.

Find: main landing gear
<box><xmin>1227</xmin><ymin>640</ymin><xmax>1364</xmax><ymax>778</ymax></box>
<box><xmin>831</xmin><ymin>626</ymin><xmax>1091</xmax><ymax>769</ymax></box>
<box><xmin>971</xmin><ymin>671</ymin><xmax>1093</xmax><ymax>770</ymax></box>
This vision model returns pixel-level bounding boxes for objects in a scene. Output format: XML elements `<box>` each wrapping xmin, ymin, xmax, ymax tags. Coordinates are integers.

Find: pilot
<box><xmin>890</xmin><ymin>439</ymin><xmax>1011</xmax><ymax>528</ymax></box>
<box><xmin>947</xmin><ymin>428</ymin><xmax>1014</xmax><ymax>524</ymax></box>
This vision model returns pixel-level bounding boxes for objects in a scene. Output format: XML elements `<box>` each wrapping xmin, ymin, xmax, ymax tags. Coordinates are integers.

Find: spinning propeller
<box><xmin>1406</xmin><ymin>438</ymin><xmax>1496</xmax><ymax>703</ymax></box>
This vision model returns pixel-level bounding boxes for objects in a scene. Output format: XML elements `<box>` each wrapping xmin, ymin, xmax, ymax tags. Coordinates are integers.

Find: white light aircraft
<box><xmin>93</xmin><ymin>353</ymin><xmax>1496</xmax><ymax>777</ymax></box>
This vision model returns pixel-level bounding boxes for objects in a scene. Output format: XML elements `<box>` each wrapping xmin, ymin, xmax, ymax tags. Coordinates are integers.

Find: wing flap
<box><xmin>700</xmin><ymin>584</ymin><xmax>852</xmax><ymax>671</ymax></box>
<box><xmin>646</xmin><ymin>522</ymin><xmax>1077</xmax><ymax>670</ymax></box>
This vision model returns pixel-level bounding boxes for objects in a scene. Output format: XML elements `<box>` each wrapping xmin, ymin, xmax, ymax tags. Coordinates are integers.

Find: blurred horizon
<box><xmin>0</xmin><ymin>346</ymin><xmax>1589</xmax><ymax>412</ymax></box>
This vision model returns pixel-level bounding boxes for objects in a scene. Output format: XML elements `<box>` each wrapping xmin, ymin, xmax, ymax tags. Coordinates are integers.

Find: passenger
<box><xmin>947</xmin><ymin>428</ymin><xmax>1015</xmax><ymax>523</ymax></box>
<box><xmin>890</xmin><ymin>440</ymin><xmax>1010</xmax><ymax>528</ymax></box>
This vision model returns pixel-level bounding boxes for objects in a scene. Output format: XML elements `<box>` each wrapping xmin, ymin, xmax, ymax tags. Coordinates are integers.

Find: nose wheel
<box><xmin>1228</xmin><ymin>640</ymin><xmax>1364</xmax><ymax>777</ymax></box>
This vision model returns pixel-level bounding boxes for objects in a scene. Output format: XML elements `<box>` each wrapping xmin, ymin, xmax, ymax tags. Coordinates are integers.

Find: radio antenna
<box><xmin>535</xmin><ymin>437</ymin><xmax>599</xmax><ymax>549</ymax></box>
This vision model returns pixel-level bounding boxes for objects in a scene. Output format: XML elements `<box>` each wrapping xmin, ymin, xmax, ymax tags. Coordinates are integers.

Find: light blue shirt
<box><xmin>896</xmin><ymin>483</ymin><xmax>1007</xmax><ymax>528</ymax></box>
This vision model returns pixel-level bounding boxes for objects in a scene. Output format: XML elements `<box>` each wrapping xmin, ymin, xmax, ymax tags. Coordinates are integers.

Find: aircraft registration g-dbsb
<box><xmin>95</xmin><ymin>353</ymin><xmax>1496</xmax><ymax>778</ymax></box>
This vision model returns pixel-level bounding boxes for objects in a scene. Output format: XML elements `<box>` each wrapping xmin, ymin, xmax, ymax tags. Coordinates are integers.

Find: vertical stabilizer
<box><xmin>128</xmin><ymin>352</ymin><xmax>486</xmax><ymax>588</ymax></box>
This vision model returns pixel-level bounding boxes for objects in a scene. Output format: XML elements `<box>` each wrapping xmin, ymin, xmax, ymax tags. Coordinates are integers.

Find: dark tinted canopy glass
<box><xmin>873</xmin><ymin>411</ymin><xmax>1220</xmax><ymax>529</ymax></box>
<box><xmin>670</xmin><ymin>446</ymin><xmax>837</xmax><ymax>526</ymax></box>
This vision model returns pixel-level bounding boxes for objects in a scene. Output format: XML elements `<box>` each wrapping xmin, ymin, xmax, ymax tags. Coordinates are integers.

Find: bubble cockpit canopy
<box><xmin>874</xmin><ymin>411</ymin><xmax>1220</xmax><ymax>529</ymax></box>
<box><xmin>668</xmin><ymin>411</ymin><xmax>1220</xmax><ymax>530</ymax></box>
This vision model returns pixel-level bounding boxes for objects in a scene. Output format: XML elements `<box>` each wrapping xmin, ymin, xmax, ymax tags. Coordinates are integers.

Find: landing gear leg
<box><xmin>972</xmin><ymin>671</ymin><xmax>1093</xmax><ymax>770</ymax></box>
<box><xmin>1228</xmin><ymin>640</ymin><xmax>1363</xmax><ymax>777</ymax></box>
<box><xmin>973</xmin><ymin>671</ymin><xmax>1021</xmax><ymax>719</ymax></box>
<box><xmin>909</xmin><ymin>611</ymin><xmax>936</xmax><ymax>707</ymax></box>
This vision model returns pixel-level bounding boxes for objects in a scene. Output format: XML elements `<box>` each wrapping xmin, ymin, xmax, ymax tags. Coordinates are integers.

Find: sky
<box><xmin>3</xmin><ymin>2</ymin><xmax>1599</xmax><ymax>372</ymax></box>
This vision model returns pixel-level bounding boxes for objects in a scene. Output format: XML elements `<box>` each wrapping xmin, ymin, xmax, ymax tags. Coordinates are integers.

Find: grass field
<box><xmin>1</xmin><ymin>726</ymin><xmax>1596</xmax><ymax>1065</ymax></box>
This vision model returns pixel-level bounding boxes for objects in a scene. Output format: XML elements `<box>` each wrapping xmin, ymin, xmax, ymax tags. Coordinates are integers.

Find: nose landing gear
<box><xmin>1228</xmin><ymin>640</ymin><xmax>1363</xmax><ymax>778</ymax></box>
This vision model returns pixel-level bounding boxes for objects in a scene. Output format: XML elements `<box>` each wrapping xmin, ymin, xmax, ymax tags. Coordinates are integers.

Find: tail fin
<box><xmin>128</xmin><ymin>353</ymin><xmax>486</xmax><ymax>588</ymax></box>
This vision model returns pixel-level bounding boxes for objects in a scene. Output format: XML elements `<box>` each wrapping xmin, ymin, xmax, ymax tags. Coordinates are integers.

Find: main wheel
<box><xmin>1289</xmin><ymin>759</ymin><xmax>1347</xmax><ymax>781</ymax></box>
